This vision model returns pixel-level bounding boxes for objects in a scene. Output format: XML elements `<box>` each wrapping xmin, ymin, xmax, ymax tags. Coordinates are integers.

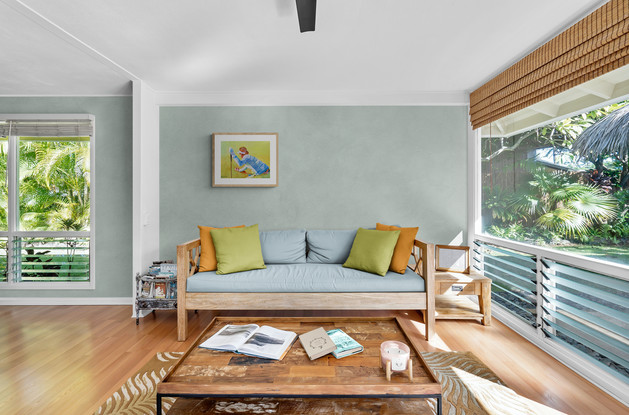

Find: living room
<box><xmin>1</xmin><ymin>1</ymin><xmax>628</xmax><ymax>414</ymax></box>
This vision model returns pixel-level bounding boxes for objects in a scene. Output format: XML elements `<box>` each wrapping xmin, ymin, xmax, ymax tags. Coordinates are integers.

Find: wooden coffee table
<box><xmin>157</xmin><ymin>316</ymin><xmax>442</xmax><ymax>414</ymax></box>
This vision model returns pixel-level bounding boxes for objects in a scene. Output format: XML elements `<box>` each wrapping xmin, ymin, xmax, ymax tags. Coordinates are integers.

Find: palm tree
<box><xmin>17</xmin><ymin>139</ymin><xmax>90</xmax><ymax>280</ymax></box>
<box><xmin>509</xmin><ymin>166</ymin><xmax>617</xmax><ymax>239</ymax></box>
<box><xmin>19</xmin><ymin>140</ymin><xmax>90</xmax><ymax>231</ymax></box>
<box><xmin>573</xmin><ymin>104</ymin><xmax>629</xmax><ymax>189</ymax></box>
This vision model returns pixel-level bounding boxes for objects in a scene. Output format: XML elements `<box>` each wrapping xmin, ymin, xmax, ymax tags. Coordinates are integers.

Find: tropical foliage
<box><xmin>0</xmin><ymin>138</ymin><xmax>90</xmax><ymax>282</ymax></box>
<box><xmin>0</xmin><ymin>139</ymin><xmax>90</xmax><ymax>231</ymax></box>
<box><xmin>573</xmin><ymin>104</ymin><xmax>629</xmax><ymax>189</ymax></box>
<box><xmin>482</xmin><ymin>101</ymin><xmax>629</xmax><ymax>263</ymax></box>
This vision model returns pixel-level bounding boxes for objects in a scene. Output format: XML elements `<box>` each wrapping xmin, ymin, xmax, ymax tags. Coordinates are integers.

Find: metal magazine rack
<box><xmin>135</xmin><ymin>263</ymin><xmax>177</xmax><ymax>324</ymax></box>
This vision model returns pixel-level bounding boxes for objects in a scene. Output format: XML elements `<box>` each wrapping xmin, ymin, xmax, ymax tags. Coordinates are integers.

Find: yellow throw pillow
<box><xmin>376</xmin><ymin>223</ymin><xmax>419</xmax><ymax>274</ymax></box>
<box><xmin>198</xmin><ymin>225</ymin><xmax>244</xmax><ymax>272</ymax></box>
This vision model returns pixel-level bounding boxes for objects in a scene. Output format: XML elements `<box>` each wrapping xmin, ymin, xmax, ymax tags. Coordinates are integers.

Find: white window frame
<box><xmin>469</xmin><ymin>109</ymin><xmax>629</xmax><ymax>405</ymax></box>
<box><xmin>0</xmin><ymin>114</ymin><xmax>95</xmax><ymax>290</ymax></box>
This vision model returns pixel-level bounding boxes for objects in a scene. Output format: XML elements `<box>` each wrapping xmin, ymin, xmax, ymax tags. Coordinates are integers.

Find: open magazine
<box><xmin>199</xmin><ymin>324</ymin><xmax>297</xmax><ymax>360</ymax></box>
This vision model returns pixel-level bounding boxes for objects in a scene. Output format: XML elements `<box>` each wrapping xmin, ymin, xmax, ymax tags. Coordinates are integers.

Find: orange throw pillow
<box><xmin>376</xmin><ymin>223</ymin><xmax>419</xmax><ymax>274</ymax></box>
<box><xmin>198</xmin><ymin>225</ymin><xmax>245</xmax><ymax>272</ymax></box>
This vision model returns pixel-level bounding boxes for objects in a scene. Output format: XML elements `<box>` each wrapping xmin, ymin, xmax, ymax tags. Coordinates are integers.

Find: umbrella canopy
<box><xmin>573</xmin><ymin>105</ymin><xmax>629</xmax><ymax>161</ymax></box>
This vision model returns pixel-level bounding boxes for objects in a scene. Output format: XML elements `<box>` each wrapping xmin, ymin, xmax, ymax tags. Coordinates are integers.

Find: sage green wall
<box><xmin>160</xmin><ymin>106</ymin><xmax>468</xmax><ymax>260</ymax></box>
<box><xmin>0</xmin><ymin>97</ymin><xmax>132</xmax><ymax>298</ymax></box>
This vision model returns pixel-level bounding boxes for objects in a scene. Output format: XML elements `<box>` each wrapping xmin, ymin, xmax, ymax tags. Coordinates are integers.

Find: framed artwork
<box><xmin>435</xmin><ymin>245</ymin><xmax>470</xmax><ymax>273</ymax></box>
<box><xmin>212</xmin><ymin>133</ymin><xmax>278</xmax><ymax>187</ymax></box>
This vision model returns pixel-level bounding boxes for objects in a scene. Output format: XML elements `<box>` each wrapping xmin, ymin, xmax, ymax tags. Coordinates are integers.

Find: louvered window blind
<box><xmin>470</xmin><ymin>0</ymin><xmax>629</xmax><ymax>130</ymax></box>
<box><xmin>473</xmin><ymin>241</ymin><xmax>538</xmax><ymax>326</ymax></box>
<box><xmin>541</xmin><ymin>259</ymin><xmax>629</xmax><ymax>381</ymax></box>
<box><xmin>0</xmin><ymin>119</ymin><xmax>93</xmax><ymax>137</ymax></box>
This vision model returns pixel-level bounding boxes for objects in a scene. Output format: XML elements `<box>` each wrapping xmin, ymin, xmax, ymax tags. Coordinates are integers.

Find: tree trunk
<box><xmin>620</xmin><ymin>162</ymin><xmax>629</xmax><ymax>189</ymax></box>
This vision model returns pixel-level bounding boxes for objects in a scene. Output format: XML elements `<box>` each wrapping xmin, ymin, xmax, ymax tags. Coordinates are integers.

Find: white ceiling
<box><xmin>0</xmin><ymin>0</ymin><xmax>609</xmax><ymax>97</ymax></box>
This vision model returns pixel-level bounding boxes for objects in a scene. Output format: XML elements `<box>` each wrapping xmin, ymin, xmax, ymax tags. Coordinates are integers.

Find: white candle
<box><xmin>380</xmin><ymin>341</ymin><xmax>410</xmax><ymax>372</ymax></box>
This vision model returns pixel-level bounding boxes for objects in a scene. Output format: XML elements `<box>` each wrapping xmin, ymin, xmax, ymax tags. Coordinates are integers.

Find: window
<box><xmin>474</xmin><ymin>94</ymin><xmax>629</xmax><ymax>397</ymax></box>
<box><xmin>0</xmin><ymin>116</ymin><xmax>94</xmax><ymax>288</ymax></box>
<box><xmin>481</xmin><ymin>100</ymin><xmax>629</xmax><ymax>267</ymax></box>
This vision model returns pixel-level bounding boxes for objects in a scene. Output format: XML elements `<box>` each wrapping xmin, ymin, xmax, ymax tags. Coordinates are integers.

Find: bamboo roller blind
<box><xmin>470</xmin><ymin>0</ymin><xmax>629</xmax><ymax>130</ymax></box>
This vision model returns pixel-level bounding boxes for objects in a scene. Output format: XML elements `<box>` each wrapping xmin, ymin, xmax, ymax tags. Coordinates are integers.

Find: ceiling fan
<box><xmin>296</xmin><ymin>0</ymin><xmax>317</xmax><ymax>32</ymax></box>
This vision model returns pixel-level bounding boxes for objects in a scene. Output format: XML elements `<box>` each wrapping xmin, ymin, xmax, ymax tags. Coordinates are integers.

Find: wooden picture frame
<box><xmin>212</xmin><ymin>133</ymin><xmax>278</xmax><ymax>187</ymax></box>
<box><xmin>435</xmin><ymin>245</ymin><xmax>470</xmax><ymax>273</ymax></box>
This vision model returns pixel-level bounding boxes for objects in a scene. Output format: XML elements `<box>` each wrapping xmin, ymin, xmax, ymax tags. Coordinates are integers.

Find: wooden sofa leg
<box><xmin>425</xmin><ymin>309</ymin><xmax>435</xmax><ymax>341</ymax></box>
<box><xmin>177</xmin><ymin>307</ymin><xmax>188</xmax><ymax>342</ymax></box>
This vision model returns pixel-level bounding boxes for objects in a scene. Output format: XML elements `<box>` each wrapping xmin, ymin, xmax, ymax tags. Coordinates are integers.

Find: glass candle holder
<box><xmin>380</xmin><ymin>340</ymin><xmax>410</xmax><ymax>371</ymax></box>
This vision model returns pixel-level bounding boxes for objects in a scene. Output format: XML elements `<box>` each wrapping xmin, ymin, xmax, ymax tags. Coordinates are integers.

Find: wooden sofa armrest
<box><xmin>177</xmin><ymin>238</ymin><xmax>201</xmax><ymax>287</ymax></box>
<box><xmin>411</xmin><ymin>239</ymin><xmax>436</xmax><ymax>341</ymax></box>
<box><xmin>177</xmin><ymin>238</ymin><xmax>201</xmax><ymax>341</ymax></box>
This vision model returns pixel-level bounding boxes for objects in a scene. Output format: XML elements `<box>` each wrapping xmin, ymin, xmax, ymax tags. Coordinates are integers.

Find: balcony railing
<box><xmin>11</xmin><ymin>236</ymin><xmax>90</xmax><ymax>282</ymax></box>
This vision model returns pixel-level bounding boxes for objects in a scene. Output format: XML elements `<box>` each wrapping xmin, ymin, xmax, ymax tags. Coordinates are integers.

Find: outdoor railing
<box><xmin>11</xmin><ymin>236</ymin><xmax>90</xmax><ymax>282</ymax></box>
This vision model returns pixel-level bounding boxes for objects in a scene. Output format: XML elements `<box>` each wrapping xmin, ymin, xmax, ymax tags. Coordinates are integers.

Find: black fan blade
<box><xmin>296</xmin><ymin>0</ymin><xmax>316</xmax><ymax>32</ymax></box>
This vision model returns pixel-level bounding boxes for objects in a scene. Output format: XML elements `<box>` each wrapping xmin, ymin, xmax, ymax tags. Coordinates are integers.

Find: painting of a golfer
<box><xmin>212</xmin><ymin>133</ymin><xmax>278</xmax><ymax>187</ymax></box>
<box><xmin>229</xmin><ymin>146</ymin><xmax>270</xmax><ymax>177</ymax></box>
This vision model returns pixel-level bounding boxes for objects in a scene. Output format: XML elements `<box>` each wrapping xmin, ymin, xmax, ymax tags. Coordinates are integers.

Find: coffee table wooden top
<box><xmin>158</xmin><ymin>316</ymin><xmax>441</xmax><ymax>398</ymax></box>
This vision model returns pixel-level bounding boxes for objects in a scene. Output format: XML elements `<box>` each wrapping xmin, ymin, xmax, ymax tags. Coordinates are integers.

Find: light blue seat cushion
<box><xmin>187</xmin><ymin>264</ymin><xmax>425</xmax><ymax>293</ymax></box>
<box><xmin>306</xmin><ymin>230</ymin><xmax>357</xmax><ymax>264</ymax></box>
<box><xmin>260</xmin><ymin>229</ymin><xmax>306</xmax><ymax>263</ymax></box>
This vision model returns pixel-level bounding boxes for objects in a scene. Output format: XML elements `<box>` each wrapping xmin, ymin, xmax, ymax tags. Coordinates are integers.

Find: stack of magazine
<box><xmin>199</xmin><ymin>324</ymin><xmax>297</xmax><ymax>360</ymax></box>
<box><xmin>299</xmin><ymin>327</ymin><xmax>363</xmax><ymax>360</ymax></box>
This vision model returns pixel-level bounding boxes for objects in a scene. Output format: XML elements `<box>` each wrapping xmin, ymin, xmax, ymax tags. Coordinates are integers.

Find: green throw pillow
<box><xmin>343</xmin><ymin>228</ymin><xmax>400</xmax><ymax>276</ymax></box>
<box><xmin>210</xmin><ymin>224</ymin><xmax>266</xmax><ymax>275</ymax></box>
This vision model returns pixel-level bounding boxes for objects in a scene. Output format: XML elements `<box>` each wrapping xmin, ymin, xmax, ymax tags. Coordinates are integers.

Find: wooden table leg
<box><xmin>479</xmin><ymin>281</ymin><xmax>491</xmax><ymax>326</ymax></box>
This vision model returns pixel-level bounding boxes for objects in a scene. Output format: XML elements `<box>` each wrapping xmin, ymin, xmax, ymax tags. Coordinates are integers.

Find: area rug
<box><xmin>421</xmin><ymin>351</ymin><xmax>565</xmax><ymax>415</ymax></box>
<box><xmin>93</xmin><ymin>352</ymin><xmax>183</xmax><ymax>415</ymax></box>
<box><xmin>94</xmin><ymin>351</ymin><xmax>564</xmax><ymax>415</ymax></box>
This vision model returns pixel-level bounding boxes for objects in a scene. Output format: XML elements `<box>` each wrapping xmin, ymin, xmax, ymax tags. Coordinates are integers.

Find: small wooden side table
<box><xmin>434</xmin><ymin>271</ymin><xmax>491</xmax><ymax>326</ymax></box>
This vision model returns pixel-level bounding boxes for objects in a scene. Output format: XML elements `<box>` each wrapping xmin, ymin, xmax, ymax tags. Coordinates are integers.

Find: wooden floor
<box><xmin>0</xmin><ymin>306</ymin><xmax>626</xmax><ymax>415</ymax></box>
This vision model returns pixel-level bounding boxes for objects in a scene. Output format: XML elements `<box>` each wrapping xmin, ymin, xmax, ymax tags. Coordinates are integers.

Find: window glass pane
<box><xmin>18</xmin><ymin>137</ymin><xmax>90</xmax><ymax>231</ymax></box>
<box><xmin>0</xmin><ymin>137</ymin><xmax>7</xmax><ymax>232</ymax></box>
<box><xmin>481</xmin><ymin>100</ymin><xmax>629</xmax><ymax>267</ymax></box>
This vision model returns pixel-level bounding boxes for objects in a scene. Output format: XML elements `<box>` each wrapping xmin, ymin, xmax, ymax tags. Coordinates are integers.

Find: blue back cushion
<box><xmin>260</xmin><ymin>229</ymin><xmax>307</xmax><ymax>263</ymax></box>
<box><xmin>306</xmin><ymin>230</ymin><xmax>357</xmax><ymax>264</ymax></box>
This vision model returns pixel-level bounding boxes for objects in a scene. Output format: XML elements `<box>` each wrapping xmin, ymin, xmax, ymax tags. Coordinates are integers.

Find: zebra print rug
<box><xmin>421</xmin><ymin>351</ymin><xmax>565</xmax><ymax>415</ymax></box>
<box><xmin>94</xmin><ymin>351</ymin><xmax>563</xmax><ymax>415</ymax></box>
<box><xmin>93</xmin><ymin>352</ymin><xmax>183</xmax><ymax>415</ymax></box>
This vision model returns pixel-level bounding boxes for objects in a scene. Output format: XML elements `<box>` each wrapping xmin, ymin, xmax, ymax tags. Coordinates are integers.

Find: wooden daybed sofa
<box><xmin>176</xmin><ymin>229</ymin><xmax>435</xmax><ymax>341</ymax></box>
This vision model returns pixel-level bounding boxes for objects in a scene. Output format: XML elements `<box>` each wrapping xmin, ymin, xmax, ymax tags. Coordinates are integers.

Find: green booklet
<box><xmin>327</xmin><ymin>328</ymin><xmax>364</xmax><ymax>359</ymax></box>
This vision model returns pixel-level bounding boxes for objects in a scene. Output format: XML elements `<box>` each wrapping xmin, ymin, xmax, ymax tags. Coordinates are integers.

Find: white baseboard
<box><xmin>492</xmin><ymin>303</ymin><xmax>629</xmax><ymax>408</ymax></box>
<box><xmin>0</xmin><ymin>297</ymin><xmax>133</xmax><ymax>305</ymax></box>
